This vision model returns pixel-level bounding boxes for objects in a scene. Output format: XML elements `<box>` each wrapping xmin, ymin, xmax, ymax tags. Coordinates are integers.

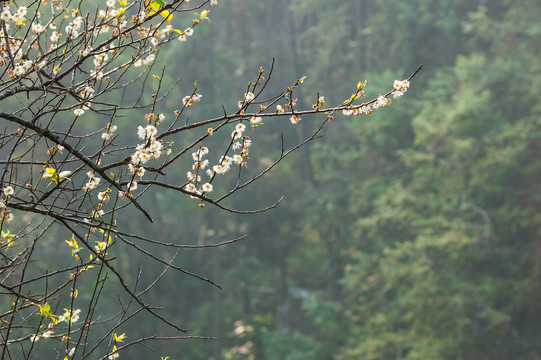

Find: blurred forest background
<box><xmin>17</xmin><ymin>0</ymin><xmax>541</xmax><ymax>359</ymax></box>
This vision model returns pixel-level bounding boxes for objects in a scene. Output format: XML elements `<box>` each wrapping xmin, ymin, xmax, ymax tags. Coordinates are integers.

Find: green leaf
<box><xmin>38</xmin><ymin>303</ymin><xmax>53</xmax><ymax>319</ymax></box>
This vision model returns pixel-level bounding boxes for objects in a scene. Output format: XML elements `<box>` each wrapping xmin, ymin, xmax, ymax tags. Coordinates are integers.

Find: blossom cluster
<box><xmin>124</xmin><ymin>119</ymin><xmax>170</xmax><ymax>197</ymax></box>
<box><xmin>58</xmin><ymin>308</ymin><xmax>81</xmax><ymax>324</ymax></box>
<box><xmin>182</xmin><ymin>93</ymin><xmax>203</xmax><ymax>107</ymax></box>
<box><xmin>0</xmin><ymin>6</ymin><xmax>27</xmax><ymax>24</ymax></box>
<box><xmin>0</xmin><ymin>0</ymin><xmax>203</xmax><ymax>85</ymax></box>
<box><xmin>83</xmin><ymin>171</ymin><xmax>101</xmax><ymax>192</ymax></box>
<box><xmin>1</xmin><ymin>186</ymin><xmax>15</xmax><ymax>225</ymax></box>
<box><xmin>178</xmin><ymin>27</ymin><xmax>195</xmax><ymax>42</ymax></box>
<box><xmin>1</xmin><ymin>197</ymin><xmax>13</xmax><ymax>226</ymax></box>
<box><xmin>185</xmin><ymin>145</ymin><xmax>213</xmax><ymax>197</ymax></box>
<box><xmin>64</xmin><ymin>16</ymin><xmax>86</xmax><ymax>40</ymax></box>
<box><xmin>29</xmin><ymin>330</ymin><xmax>54</xmax><ymax>343</ymax></box>
<box><xmin>0</xmin><ymin>1</ymin><xmax>218</xmax><ymax>357</ymax></box>
<box><xmin>102</xmin><ymin>123</ymin><xmax>118</xmax><ymax>140</ymax></box>
<box><xmin>134</xmin><ymin>53</ymin><xmax>156</xmax><ymax>67</ymax></box>
<box><xmin>0</xmin><ymin>6</ymin><xmax>50</xmax><ymax>79</ymax></box>
<box><xmin>32</xmin><ymin>303</ymin><xmax>82</xmax><ymax>344</ymax></box>
<box><xmin>183</xmin><ymin>117</ymin><xmax>255</xmax><ymax>202</ymax></box>
<box><xmin>342</xmin><ymin>79</ymin><xmax>410</xmax><ymax>117</ymax></box>
<box><xmin>393</xmin><ymin>79</ymin><xmax>411</xmax><ymax>97</ymax></box>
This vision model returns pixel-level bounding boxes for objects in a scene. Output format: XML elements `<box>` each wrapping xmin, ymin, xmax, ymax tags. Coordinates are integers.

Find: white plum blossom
<box><xmin>31</xmin><ymin>23</ymin><xmax>44</xmax><ymax>34</ymax></box>
<box><xmin>93</xmin><ymin>53</ymin><xmax>109</xmax><ymax>69</ymax></box>
<box><xmin>185</xmin><ymin>183</ymin><xmax>197</xmax><ymax>193</ymax></box>
<box><xmin>375</xmin><ymin>95</ymin><xmax>391</xmax><ymax>108</ymax></box>
<box><xmin>157</xmin><ymin>113</ymin><xmax>165</xmax><ymax>124</ymax></box>
<box><xmin>235</xmin><ymin>123</ymin><xmax>246</xmax><ymax>133</ymax></box>
<box><xmin>182</xmin><ymin>93</ymin><xmax>202</xmax><ymax>107</ymax></box>
<box><xmin>58</xmin><ymin>309</ymin><xmax>81</xmax><ymax>324</ymax></box>
<box><xmin>50</xmin><ymin>31</ymin><xmax>61</xmax><ymax>43</ymax></box>
<box><xmin>202</xmin><ymin>183</ymin><xmax>213</xmax><ymax>192</ymax></box>
<box><xmin>127</xmin><ymin>181</ymin><xmax>137</xmax><ymax>192</ymax></box>
<box><xmin>13</xmin><ymin>65</ymin><xmax>25</xmax><ymax>77</ymax></box>
<box><xmin>290</xmin><ymin>115</ymin><xmax>301</xmax><ymax>124</ymax></box>
<box><xmin>250</xmin><ymin>116</ymin><xmax>263</xmax><ymax>128</ymax></box>
<box><xmin>213</xmin><ymin>164</ymin><xmax>230</xmax><ymax>175</ymax></box>
<box><xmin>97</xmin><ymin>190</ymin><xmax>111</xmax><ymax>203</ymax></box>
<box><xmin>133</xmin><ymin>53</ymin><xmax>155</xmax><ymax>67</ymax></box>
<box><xmin>392</xmin><ymin>79</ymin><xmax>410</xmax><ymax>97</ymax></box>
<box><xmin>80</xmin><ymin>86</ymin><xmax>94</xmax><ymax>98</ymax></box>
<box><xmin>232</xmin><ymin>154</ymin><xmax>243</xmax><ymax>165</ymax></box>
<box><xmin>101</xmin><ymin>123</ymin><xmax>117</xmax><ymax>140</ymax></box>
<box><xmin>1</xmin><ymin>10</ymin><xmax>11</xmax><ymax>22</ymax></box>
<box><xmin>1</xmin><ymin>209</ymin><xmax>14</xmax><ymax>223</ymax></box>
<box><xmin>137</xmin><ymin>125</ymin><xmax>157</xmax><ymax>140</ymax></box>
<box><xmin>3</xmin><ymin>186</ymin><xmax>14</xmax><ymax>196</ymax></box>
<box><xmin>244</xmin><ymin>92</ymin><xmax>255</xmax><ymax>102</ymax></box>
<box><xmin>187</xmin><ymin>172</ymin><xmax>201</xmax><ymax>182</ymax></box>
<box><xmin>393</xmin><ymin>91</ymin><xmax>404</xmax><ymax>98</ymax></box>
<box><xmin>231</xmin><ymin>130</ymin><xmax>243</xmax><ymax>139</ymax></box>
<box><xmin>192</xmin><ymin>159</ymin><xmax>209</xmax><ymax>170</ymax></box>
<box><xmin>83</xmin><ymin>171</ymin><xmax>101</xmax><ymax>192</ymax></box>
<box><xmin>128</xmin><ymin>164</ymin><xmax>145</xmax><ymax>178</ymax></box>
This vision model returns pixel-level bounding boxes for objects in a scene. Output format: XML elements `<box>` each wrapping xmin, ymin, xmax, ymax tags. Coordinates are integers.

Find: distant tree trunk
<box><xmin>282</xmin><ymin>0</ymin><xmax>316</xmax><ymax>186</ymax></box>
<box><xmin>238</xmin><ymin>248</ymin><xmax>267</xmax><ymax>360</ymax></box>
<box><xmin>277</xmin><ymin>252</ymin><xmax>289</xmax><ymax>330</ymax></box>
<box><xmin>354</xmin><ymin>0</ymin><xmax>363</xmax><ymax>69</ymax></box>
<box><xmin>212</xmin><ymin>246</ymin><xmax>222</xmax><ymax>360</ymax></box>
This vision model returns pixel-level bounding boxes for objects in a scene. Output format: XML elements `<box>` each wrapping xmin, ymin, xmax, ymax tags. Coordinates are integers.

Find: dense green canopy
<box><xmin>177</xmin><ymin>1</ymin><xmax>540</xmax><ymax>359</ymax></box>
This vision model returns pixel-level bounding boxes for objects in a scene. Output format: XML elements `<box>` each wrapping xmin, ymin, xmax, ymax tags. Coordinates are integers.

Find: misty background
<box><xmin>17</xmin><ymin>0</ymin><xmax>541</xmax><ymax>359</ymax></box>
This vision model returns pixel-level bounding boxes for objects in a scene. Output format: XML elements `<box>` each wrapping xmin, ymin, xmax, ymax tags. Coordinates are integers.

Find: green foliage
<box><xmin>226</xmin><ymin>1</ymin><xmax>541</xmax><ymax>359</ymax></box>
<box><xmin>261</xmin><ymin>331</ymin><xmax>326</xmax><ymax>360</ymax></box>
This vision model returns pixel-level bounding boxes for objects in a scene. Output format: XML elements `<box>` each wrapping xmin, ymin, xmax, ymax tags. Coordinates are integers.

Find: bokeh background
<box><xmin>16</xmin><ymin>0</ymin><xmax>541</xmax><ymax>359</ymax></box>
<box><xmin>140</xmin><ymin>1</ymin><xmax>541</xmax><ymax>358</ymax></box>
